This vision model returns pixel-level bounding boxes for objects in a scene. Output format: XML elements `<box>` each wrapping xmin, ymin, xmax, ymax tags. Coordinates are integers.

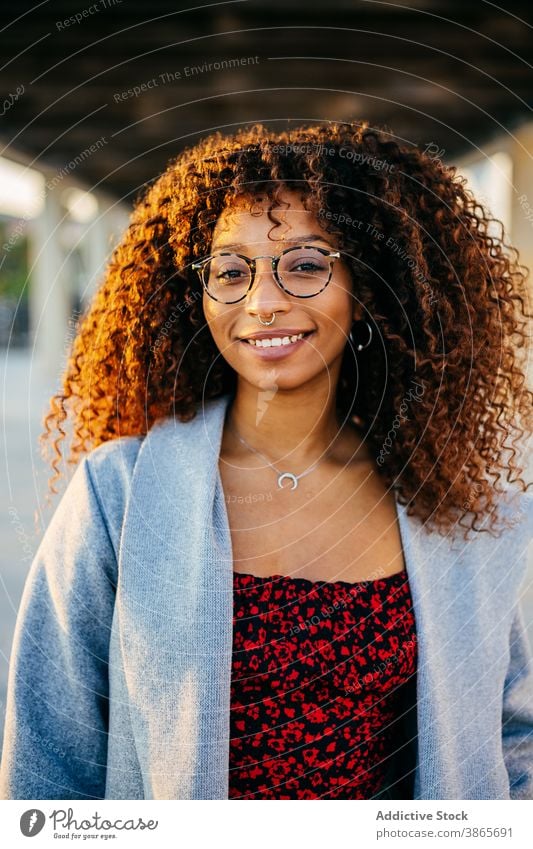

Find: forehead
<box><xmin>212</xmin><ymin>190</ymin><xmax>322</xmax><ymax>245</ymax></box>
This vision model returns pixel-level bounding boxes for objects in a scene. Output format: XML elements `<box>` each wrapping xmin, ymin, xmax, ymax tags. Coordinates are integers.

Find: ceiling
<box><xmin>1</xmin><ymin>0</ymin><xmax>532</xmax><ymax>200</ymax></box>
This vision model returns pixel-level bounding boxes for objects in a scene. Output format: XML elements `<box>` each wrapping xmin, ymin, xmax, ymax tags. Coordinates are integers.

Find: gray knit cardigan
<box><xmin>1</xmin><ymin>392</ymin><xmax>532</xmax><ymax>800</ymax></box>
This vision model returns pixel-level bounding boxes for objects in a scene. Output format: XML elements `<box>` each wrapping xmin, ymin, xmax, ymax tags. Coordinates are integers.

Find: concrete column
<box><xmin>83</xmin><ymin>197</ymin><xmax>129</xmax><ymax>307</ymax></box>
<box><xmin>457</xmin><ymin>121</ymin><xmax>533</xmax><ymax>279</ymax></box>
<box><xmin>26</xmin><ymin>182</ymin><xmax>71</xmax><ymax>384</ymax></box>
<box><xmin>508</xmin><ymin>121</ymin><xmax>533</xmax><ymax>281</ymax></box>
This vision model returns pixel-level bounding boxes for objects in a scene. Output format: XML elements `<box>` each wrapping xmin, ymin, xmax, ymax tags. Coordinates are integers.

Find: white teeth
<box><xmin>247</xmin><ymin>332</ymin><xmax>306</xmax><ymax>347</ymax></box>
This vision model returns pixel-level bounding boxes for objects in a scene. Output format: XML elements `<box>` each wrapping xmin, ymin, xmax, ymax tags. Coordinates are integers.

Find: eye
<box><xmin>216</xmin><ymin>267</ymin><xmax>247</xmax><ymax>281</ymax></box>
<box><xmin>208</xmin><ymin>254</ymin><xmax>250</xmax><ymax>285</ymax></box>
<box><xmin>290</xmin><ymin>259</ymin><xmax>326</xmax><ymax>272</ymax></box>
<box><xmin>279</xmin><ymin>246</ymin><xmax>331</xmax><ymax>276</ymax></box>
<box><xmin>286</xmin><ymin>254</ymin><xmax>329</xmax><ymax>274</ymax></box>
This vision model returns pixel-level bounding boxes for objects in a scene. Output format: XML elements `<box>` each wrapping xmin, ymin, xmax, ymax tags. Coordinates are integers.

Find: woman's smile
<box><xmin>237</xmin><ymin>329</ymin><xmax>316</xmax><ymax>359</ymax></box>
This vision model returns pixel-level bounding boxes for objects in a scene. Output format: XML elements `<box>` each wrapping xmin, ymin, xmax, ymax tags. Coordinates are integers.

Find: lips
<box><xmin>243</xmin><ymin>331</ymin><xmax>316</xmax><ymax>349</ymax></box>
<box><xmin>237</xmin><ymin>331</ymin><xmax>315</xmax><ymax>359</ymax></box>
<box><xmin>239</xmin><ymin>330</ymin><xmax>314</xmax><ymax>342</ymax></box>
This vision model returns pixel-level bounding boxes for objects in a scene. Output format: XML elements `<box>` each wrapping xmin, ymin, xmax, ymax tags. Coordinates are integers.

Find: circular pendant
<box><xmin>278</xmin><ymin>472</ymin><xmax>298</xmax><ymax>490</ymax></box>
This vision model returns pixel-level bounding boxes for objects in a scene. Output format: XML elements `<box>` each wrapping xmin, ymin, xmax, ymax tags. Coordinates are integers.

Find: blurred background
<box><xmin>0</xmin><ymin>0</ymin><xmax>532</xmax><ymax>744</ymax></box>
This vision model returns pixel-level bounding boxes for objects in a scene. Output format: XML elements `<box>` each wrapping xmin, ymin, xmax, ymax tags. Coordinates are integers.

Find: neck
<box><xmin>222</xmin><ymin>379</ymin><xmax>357</xmax><ymax>467</ymax></box>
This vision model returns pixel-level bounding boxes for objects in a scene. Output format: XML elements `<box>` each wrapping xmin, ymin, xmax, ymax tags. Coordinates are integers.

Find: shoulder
<box><xmin>512</xmin><ymin>485</ymin><xmax>533</xmax><ymax>522</ymax></box>
<box><xmin>82</xmin><ymin>434</ymin><xmax>145</xmax><ymax>550</ymax></box>
<box><xmin>450</xmin><ymin>485</ymin><xmax>533</xmax><ymax>596</ymax></box>
<box><xmin>445</xmin><ymin>483</ymin><xmax>533</xmax><ymax>551</ymax></box>
<box><xmin>399</xmin><ymin>484</ymin><xmax>532</xmax><ymax>594</ymax></box>
<box><xmin>492</xmin><ymin>484</ymin><xmax>533</xmax><ymax>541</ymax></box>
<box><xmin>84</xmin><ymin>433</ymin><xmax>144</xmax><ymax>491</ymax></box>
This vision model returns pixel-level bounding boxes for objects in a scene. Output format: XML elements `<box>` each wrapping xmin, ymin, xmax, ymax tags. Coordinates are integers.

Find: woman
<box><xmin>1</xmin><ymin>121</ymin><xmax>532</xmax><ymax>800</ymax></box>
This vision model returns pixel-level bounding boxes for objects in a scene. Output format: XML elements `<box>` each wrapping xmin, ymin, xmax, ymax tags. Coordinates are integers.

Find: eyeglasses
<box><xmin>192</xmin><ymin>244</ymin><xmax>341</xmax><ymax>304</ymax></box>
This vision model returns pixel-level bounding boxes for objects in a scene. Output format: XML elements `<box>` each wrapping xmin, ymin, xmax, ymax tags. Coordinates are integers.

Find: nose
<box><xmin>244</xmin><ymin>256</ymin><xmax>289</xmax><ymax>315</ymax></box>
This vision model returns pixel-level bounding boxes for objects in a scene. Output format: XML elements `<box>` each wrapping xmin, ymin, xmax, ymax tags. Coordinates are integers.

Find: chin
<box><xmin>246</xmin><ymin>368</ymin><xmax>322</xmax><ymax>393</ymax></box>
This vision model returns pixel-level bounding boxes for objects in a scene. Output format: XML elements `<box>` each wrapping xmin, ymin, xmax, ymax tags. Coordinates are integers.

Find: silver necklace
<box><xmin>227</xmin><ymin>421</ymin><xmax>339</xmax><ymax>491</ymax></box>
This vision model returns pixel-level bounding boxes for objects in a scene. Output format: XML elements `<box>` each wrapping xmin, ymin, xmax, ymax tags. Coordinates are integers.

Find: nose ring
<box><xmin>258</xmin><ymin>313</ymin><xmax>276</xmax><ymax>326</ymax></box>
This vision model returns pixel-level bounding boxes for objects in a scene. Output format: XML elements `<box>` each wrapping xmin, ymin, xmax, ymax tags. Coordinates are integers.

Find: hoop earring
<box><xmin>349</xmin><ymin>320</ymin><xmax>372</xmax><ymax>352</ymax></box>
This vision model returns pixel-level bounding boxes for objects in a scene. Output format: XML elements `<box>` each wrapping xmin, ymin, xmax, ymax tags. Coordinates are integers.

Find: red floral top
<box><xmin>229</xmin><ymin>568</ymin><xmax>417</xmax><ymax>799</ymax></box>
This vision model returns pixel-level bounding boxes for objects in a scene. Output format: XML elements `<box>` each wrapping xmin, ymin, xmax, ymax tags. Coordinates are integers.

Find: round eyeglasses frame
<box><xmin>191</xmin><ymin>244</ymin><xmax>341</xmax><ymax>304</ymax></box>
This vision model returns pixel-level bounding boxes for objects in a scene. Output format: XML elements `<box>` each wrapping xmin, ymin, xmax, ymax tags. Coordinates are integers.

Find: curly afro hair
<box><xmin>40</xmin><ymin>119</ymin><xmax>533</xmax><ymax>538</ymax></box>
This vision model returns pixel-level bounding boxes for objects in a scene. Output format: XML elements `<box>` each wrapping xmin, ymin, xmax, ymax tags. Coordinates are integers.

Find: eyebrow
<box><xmin>211</xmin><ymin>233</ymin><xmax>335</xmax><ymax>251</ymax></box>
